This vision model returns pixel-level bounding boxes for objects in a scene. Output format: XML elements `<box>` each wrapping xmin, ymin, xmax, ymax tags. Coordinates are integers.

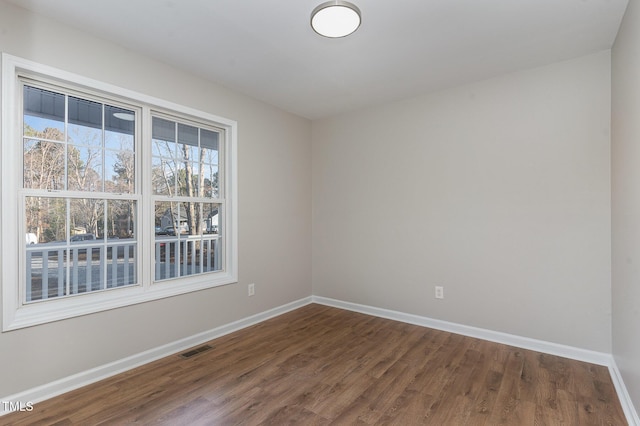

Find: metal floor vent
<box><xmin>180</xmin><ymin>344</ymin><xmax>213</xmax><ymax>359</ymax></box>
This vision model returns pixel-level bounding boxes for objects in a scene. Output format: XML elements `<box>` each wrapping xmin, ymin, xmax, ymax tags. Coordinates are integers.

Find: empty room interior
<box><xmin>1</xmin><ymin>0</ymin><xmax>639</xmax><ymax>424</ymax></box>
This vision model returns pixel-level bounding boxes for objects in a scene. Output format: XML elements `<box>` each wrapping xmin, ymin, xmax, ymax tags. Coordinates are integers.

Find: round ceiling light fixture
<box><xmin>311</xmin><ymin>1</ymin><xmax>361</xmax><ymax>38</ymax></box>
<box><xmin>113</xmin><ymin>112</ymin><xmax>135</xmax><ymax>121</ymax></box>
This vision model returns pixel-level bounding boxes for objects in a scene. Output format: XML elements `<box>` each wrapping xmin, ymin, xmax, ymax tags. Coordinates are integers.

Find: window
<box><xmin>151</xmin><ymin>116</ymin><xmax>223</xmax><ymax>281</ymax></box>
<box><xmin>23</xmin><ymin>85</ymin><xmax>138</xmax><ymax>302</ymax></box>
<box><xmin>2</xmin><ymin>54</ymin><xmax>237</xmax><ymax>330</ymax></box>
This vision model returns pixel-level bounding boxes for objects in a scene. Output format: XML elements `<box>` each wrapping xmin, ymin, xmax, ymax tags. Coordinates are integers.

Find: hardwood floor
<box><xmin>1</xmin><ymin>304</ymin><xmax>627</xmax><ymax>425</ymax></box>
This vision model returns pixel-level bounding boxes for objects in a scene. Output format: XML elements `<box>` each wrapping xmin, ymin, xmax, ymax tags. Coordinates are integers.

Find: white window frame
<box><xmin>2</xmin><ymin>54</ymin><xmax>238</xmax><ymax>331</ymax></box>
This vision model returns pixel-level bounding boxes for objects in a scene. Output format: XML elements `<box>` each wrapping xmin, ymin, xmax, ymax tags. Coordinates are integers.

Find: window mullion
<box><xmin>140</xmin><ymin>106</ymin><xmax>153</xmax><ymax>291</ymax></box>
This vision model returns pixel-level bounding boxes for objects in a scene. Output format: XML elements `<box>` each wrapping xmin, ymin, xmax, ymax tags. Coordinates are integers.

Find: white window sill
<box><xmin>4</xmin><ymin>271</ymin><xmax>237</xmax><ymax>331</ymax></box>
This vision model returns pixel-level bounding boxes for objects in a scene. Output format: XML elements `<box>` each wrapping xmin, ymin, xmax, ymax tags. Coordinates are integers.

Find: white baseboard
<box><xmin>312</xmin><ymin>296</ymin><xmax>610</xmax><ymax>364</ymax></box>
<box><xmin>312</xmin><ymin>296</ymin><xmax>639</xmax><ymax>426</ymax></box>
<box><xmin>609</xmin><ymin>359</ymin><xmax>640</xmax><ymax>426</ymax></box>
<box><xmin>0</xmin><ymin>296</ymin><xmax>313</xmax><ymax>417</ymax></box>
<box><xmin>2</xmin><ymin>295</ymin><xmax>638</xmax><ymax>425</ymax></box>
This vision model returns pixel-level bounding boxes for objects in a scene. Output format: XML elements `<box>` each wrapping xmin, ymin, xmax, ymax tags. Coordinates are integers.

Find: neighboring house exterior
<box><xmin>159</xmin><ymin>208</ymin><xmax>218</xmax><ymax>234</ymax></box>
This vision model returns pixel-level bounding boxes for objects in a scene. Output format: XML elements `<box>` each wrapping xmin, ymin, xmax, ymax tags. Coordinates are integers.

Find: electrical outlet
<box><xmin>248</xmin><ymin>283</ymin><xmax>255</xmax><ymax>297</ymax></box>
<box><xmin>435</xmin><ymin>286</ymin><xmax>444</xmax><ymax>299</ymax></box>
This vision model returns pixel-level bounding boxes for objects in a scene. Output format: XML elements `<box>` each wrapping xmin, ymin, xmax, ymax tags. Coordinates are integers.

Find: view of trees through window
<box><xmin>22</xmin><ymin>85</ymin><xmax>138</xmax><ymax>301</ymax></box>
<box><xmin>152</xmin><ymin>117</ymin><xmax>222</xmax><ymax>281</ymax></box>
<box><xmin>21</xmin><ymin>84</ymin><xmax>224</xmax><ymax>303</ymax></box>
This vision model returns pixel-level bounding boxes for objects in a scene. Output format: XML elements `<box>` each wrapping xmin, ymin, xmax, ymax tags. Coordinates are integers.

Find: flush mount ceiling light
<box><xmin>113</xmin><ymin>112</ymin><xmax>135</xmax><ymax>121</ymax></box>
<box><xmin>311</xmin><ymin>1</ymin><xmax>361</xmax><ymax>38</ymax></box>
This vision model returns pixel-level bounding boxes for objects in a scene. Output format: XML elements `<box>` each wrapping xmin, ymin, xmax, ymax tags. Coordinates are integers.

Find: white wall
<box><xmin>612</xmin><ymin>0</ymin><xmax>640</xmax><ymax>412</ymax></box>
<box><xmin>0</xmin><ymin>1</ymin><xmax>311</xmax><ymax>397</ymax></box>
<box><xmin>312</xmin><ymin>51</ymin><xmax>612</xmax><ymax>352</ymax></box>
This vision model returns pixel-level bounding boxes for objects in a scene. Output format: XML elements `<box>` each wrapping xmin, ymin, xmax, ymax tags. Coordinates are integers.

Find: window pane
<box><xmin>152</xmin><ymin>117</ymin><xmax>176</xmax><ymax>143</ymax></box>
<box><xmin>203</xmin><ymin>202</ymin><xmax>222</xmax><ymax>273</ymax></box>
<box><xmin>105</xmin><ymin>150</ymin><xmax>135</xmax><ymax>194</ymax></box>
<box><xmin>181</xmin><ymin>201</ymin><xmax>202</xmax><ymax>236</ymax></box>
<box><xmin>67</xmin><ymin>145</ymin><xmax>103</xmax><ymax>192</ymax></box>
<box><xmin>69</xmin><ymin>246</ymin><xmax>104</xmax><ymax>295</ymax></box>
<box><xmin>155</xmin><ymin>201</ymin><xmax>181</xmax><ymax>235</ymax></box>
<box><xmin>178</xmin><ymin>123</ymin><xmax>198</xmax><ymax>148</ymax></box>
<box><xmin>106</xmin><ymin>199</ymin><xmax>136</xmax><ymax>289</ymax></box>
<box><xmin>68</xmin><ymin>96</ymin><xmax>102</xmax><ymax>131</ymax></box>
<box><xmin>25</xmin><ymin>197</ymin><xmax>67</xmax><ymax>244</ymax></box>
<box><xmin>106</xmin><ymin>242</ymin><xmax>136</xmax><ymax>289</ymax></box>
<box><xmin>23</xmin><ymin>140</ymin><xmax>66</xmax><ymax>190</ymax></box>
<box><xmin>203</xmin><ymin>203</ymin><xmax>219</xmax><ymax>234</ymax></box>
<box><xmin>155</xmin><ymin>201</ymin><xmax>179</xmax><ymax>280</ymax></box>
<box><xmin>105</xmin><ymin>105</ymin><xmax>134</xmax><ymax>142</ymax></box>
<box><xmin>201</xmin><ymin>129</ymin><xmax>219</xmax><ymax>152</ymax></box>
<box><xmin>201</xmin><ymin>132</ymin><xmax>219</xmax><ymax>198</ymax></box>
<box><xmin>25</xmin><ymin>197</ymin><xmax>68</xmax><ymax>302</ymax></box>
<box><xmin>26</xmin><ymin>249</ymin><xmax>68</xmax><ymax>302</ymax></box>
<box><xmin>23</xmin><ymin>86</ymin><xmax>65</xmax><ymax>140</ymax></box>
<box><xmin>202</xmin><ymin>164</ymin><xmax>219</xmax><ymax>198</ymax></box>
<box><xmin>180</xmin><ymin>142</ymin><xmax>198</xmax><ymax>164</ymax></box>
<box><xmin>107</xmin><ymin>200</ymin><xmax>135</xmax><ymax>239</ymax></box>
<box><xmin>70</xmin><ymin>198</ymin><xmax>104</xmax><ymax>239</ymax></box>
<box><xmin>152</xmin><ymin>156</ymin><xmax>177</xmax><ymax>195</ymax></box>
<box><xmin>105</xmin><ymin>106</ymin><xmax>136</xmax><ymax>193</ymax></box>
<box><xmin>176</xmin><ymin>161</ymin><xmax>192</xmax><ymax>197</ymax></box>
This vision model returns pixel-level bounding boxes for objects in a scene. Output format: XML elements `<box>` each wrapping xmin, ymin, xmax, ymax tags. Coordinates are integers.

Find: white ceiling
<box><xmin>8</xmin><ymin>0</ymin><xmax>629</xmax><ymax>119</ymax></box>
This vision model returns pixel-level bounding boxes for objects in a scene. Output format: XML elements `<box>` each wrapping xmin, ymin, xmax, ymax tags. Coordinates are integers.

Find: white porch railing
<box><xmin>25</xmin><ymin>235</ymin><xmax>222</xmax><ymax>302</ymax></box>
<box><xmin>154</xmin><ymin>235</ymin><xmax>221</xmax><ymax>281</ymax></box>
<box><xmin>25</xmin><ymin>240</ymin><xmax>137</xmax><ymax>302</ymax></box>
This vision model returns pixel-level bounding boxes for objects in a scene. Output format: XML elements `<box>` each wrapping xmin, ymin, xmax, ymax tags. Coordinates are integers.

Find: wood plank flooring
<box><xmin>1</xmin><ymin>304</ymin><xmax>627</xmax><ymax>425</ymax></box>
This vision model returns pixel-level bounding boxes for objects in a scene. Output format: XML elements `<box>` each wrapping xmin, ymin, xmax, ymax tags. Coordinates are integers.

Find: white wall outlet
<box><xmin>248</xmin><ymin>283</ymin><xmax>255</xmax><ymax>297</ymax></box>
<box><xmin>435</xmin><ymin>286</ymin><xmax>444</xmax><ymax>299</ymax></box>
